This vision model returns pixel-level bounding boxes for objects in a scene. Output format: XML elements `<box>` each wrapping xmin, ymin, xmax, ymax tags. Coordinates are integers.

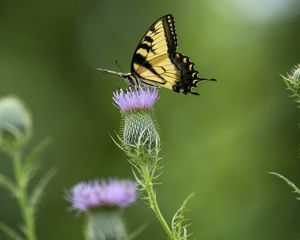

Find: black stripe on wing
<box><xmin>133</xmin><ymin>53</ymin><xmax>165</xmax><ymax>81</ymax></box>
<box><xmin>161</xmin><ymin>14</ymin><xmax>178</xmax><ymax>53</ymax></box>
<box><xmin>131</xmin><ymin>14</ymin><xmax>177</xmax><ymax>76</ymax></box>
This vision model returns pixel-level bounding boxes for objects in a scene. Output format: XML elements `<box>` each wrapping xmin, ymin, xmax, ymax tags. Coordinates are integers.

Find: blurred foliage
<box><xmin>0</xmin><ymin>0</ymin><xmax>300</xmax><ymax>239</ymax></box>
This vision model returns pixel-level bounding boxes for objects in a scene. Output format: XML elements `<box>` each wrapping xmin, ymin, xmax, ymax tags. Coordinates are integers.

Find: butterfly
<box><xmin>97</xmin><ymin>14</ymin><xmax>215</xmax><ymax>95</ymax></box>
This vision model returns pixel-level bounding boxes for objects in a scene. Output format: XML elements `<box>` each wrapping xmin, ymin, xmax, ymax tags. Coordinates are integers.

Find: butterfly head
<box><xmin>121</xmin><ymin>73</ymin><xmax>140</xmax><ymax>86</ymax></box>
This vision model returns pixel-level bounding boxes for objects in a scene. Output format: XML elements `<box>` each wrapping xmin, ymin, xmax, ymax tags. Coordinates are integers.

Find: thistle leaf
<box><xmin>110</xmin><ymin>132</ymin><xmax>126</xmax><ymax>153</ymax></box>
<box><xmin>23</xmin><ymin>138</ymin><xmax>51</xmax><ymax>185</ymax></box>
<box><xmin>29</xmin><ymin>168</ymin><xmax>57</xmax><ymax>212</ymax></box>
<box><xmin>269</xmin><ymin>172</ymin><xmax>300</xmax><ymax>199</ymax></box>
<box><xmin>171</xmin><ymin>193</ymin><xmax>195</xmax><ymax>240</ymax></box>
<box><xmin>0</xmin><ymin>222</ymin><xmax>23</xmax><ymax>240</ymax></box>
<box><xmin>0</xmin><ymin>174</ymin><xmax>17</xmax><ymax>197</ymax></box>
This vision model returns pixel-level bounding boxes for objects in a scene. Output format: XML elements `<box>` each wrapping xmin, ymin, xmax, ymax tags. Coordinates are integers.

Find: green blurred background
<box><xmin>1</xmin><ymin>0</ymin><xmax>300</xmax><ymax>239</ymax></box>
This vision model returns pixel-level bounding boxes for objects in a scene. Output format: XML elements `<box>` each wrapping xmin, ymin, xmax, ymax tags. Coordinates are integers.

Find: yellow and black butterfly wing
<box><xmin>131</xmin><ymin>14</ymin><xmax>203</xmax><ymax>95</ymax></box>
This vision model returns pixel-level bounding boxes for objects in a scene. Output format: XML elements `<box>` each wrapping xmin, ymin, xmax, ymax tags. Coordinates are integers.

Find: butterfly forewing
<box><xmin>131</xmin><ymin>14</ymin><xmax>203</xmax><ymax>94</ymax></box>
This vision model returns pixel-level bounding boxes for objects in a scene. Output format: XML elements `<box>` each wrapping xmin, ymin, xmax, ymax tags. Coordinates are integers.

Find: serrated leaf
<box><xmin>23</xmin><ymin>138</ymin><xmax>51</xmax><ymax>186</ymax></box>
<box><xmin>110</xmin><ymin>132</ymin><xmax>124</xmax><ymax>150</ymax></box>
<box><xmin>29</xmin><ymin>168</ymin><xmax>57</xmax><ymax>213</ymax></box>
<box><xmin>19</xmin><ymin>225</ymin><xmax>28</xmax><ymax>239</ymax></box>
<box><xmin>171</xmin><ymin>193</ymin><xmax>194</xmax><ymax>240</ymax></box>
<box><xmin>269</xmin><ymin>172</ymin><xmax>300</xmax><ymax>198</ymax></box>
<box><xmin>0</xmin><ymin>222</ymin><xmax>23</xmax><ymax>240</ymax></box>
<box><xmin>25</xmin><ymin>137</ymin><xmax>51</xmax><ymax>165</ymax></box>
<box><xmin>0</xmin><ymin>174</ymin><xmax>17</xmax><ymax>197</ymax></box>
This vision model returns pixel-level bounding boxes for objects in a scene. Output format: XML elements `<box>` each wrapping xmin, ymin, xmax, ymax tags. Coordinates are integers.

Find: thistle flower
<box><xmin>0</xmin><ymin>96</ymin><xmax>32</xmax><ymax>149</ymax></box>
<box><xmin>68</xmin><ymin>179</ymin><xmax>136</xmax><ymax>240</ymax></box>
<box><xmin>113</xmin><ymin>87</ymin><xmax>158</xmax><ymax>112</ymax></box>
<box><xmin>112</xmin><ymin>87</ymin><xmax>193</xmax><ymax>240</ymax></box>
<box><xmin>284</xmin><ymin>64</ymin><xmax>300</xmax><ymax>101</ymax></box>
<box><xmin>69</xmin><ymin>179</ymin><xmax>137</xmax><ymax>212</ymax></box>
<box><xmin>113</xmin><ymin>87</ymin><xmax>160</xmax><ymax>153</ymax></box>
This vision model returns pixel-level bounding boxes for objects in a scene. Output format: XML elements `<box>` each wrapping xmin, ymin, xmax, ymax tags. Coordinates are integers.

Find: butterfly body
<box><xmin>98</xmin><ymin>14</ymin><xmax>215</xmax><ymax>95</ymax></box>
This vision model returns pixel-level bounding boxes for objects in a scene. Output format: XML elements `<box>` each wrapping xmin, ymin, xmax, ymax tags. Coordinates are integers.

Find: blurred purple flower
<box><xmin>69</xmin><ymin>179</ymin><xmax>137</xmax><ymax>212</ymax></box>
<box><xmin>113</xmin><ymin>87</ymin><xmax>158</xmax><ymax>112</ymax></box>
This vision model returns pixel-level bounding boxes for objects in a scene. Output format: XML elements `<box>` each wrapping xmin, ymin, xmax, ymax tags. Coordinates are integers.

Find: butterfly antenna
<box><xmin>114</xmin><ymin>59</ymin><xmax>124</xmax><ymax>73</ymax></box>
<box><xmin>112</xmin><ymin>61</ymin><xmax>124</xmax><ymax>90</ymax></box>
<box><xmin>96</xmin><ymin>67</ymin><xmax>124</xmax><ymax>77</ymax></box>
<box><xmin>199</xmin><ymin>77</ymin><xmax>217</xmax><ymax>81</ymax></box>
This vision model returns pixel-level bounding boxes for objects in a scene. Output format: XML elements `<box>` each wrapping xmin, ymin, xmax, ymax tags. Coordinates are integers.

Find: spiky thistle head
<box><xmin>113</xmin><ymin>87</ymin><xmax>160</xmax><ymax>156</ymax></box>
<box><xmin>291</xmin><ymin>64</ymin><xmax>300</xmax><ymax>80</ymax></box>
<box><xmin>0</xmin><ymin>96</ymin><xmax>32</xmax><ymax>150</ymax></box>
<box><xmin>68</xmin><ymin>178</ymin><xmax>137</xmax><ymax>240</ymax></box>
<box><xmin>283</xmin><ymin>64</ymin><xmax>300</xmax><ymax>102</ymax></box>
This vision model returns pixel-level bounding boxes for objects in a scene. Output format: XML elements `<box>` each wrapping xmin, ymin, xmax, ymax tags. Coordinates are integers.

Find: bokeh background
<box><xmin>1</xmin><ymin>0</ymin><xmax>300</xmax><ymax>239</ymax></box>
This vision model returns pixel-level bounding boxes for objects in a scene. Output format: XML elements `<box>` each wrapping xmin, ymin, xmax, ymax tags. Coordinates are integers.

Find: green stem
<box><xmin>11</xmin><ymin>148</ymin><xmax>36</xmax><ymax>240</ymax></box>
<box><xmin>140</xmin><ymin>162</ymin><xmax>175</xmax><ymax>240</ymax></box>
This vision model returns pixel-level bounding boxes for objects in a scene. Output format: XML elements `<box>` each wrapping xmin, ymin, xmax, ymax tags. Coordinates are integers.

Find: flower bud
<box><xmin>0</xmin><ymin>96</ymin><xmax>32</xmax><ymax>148</ymax></box>
<box><xmin>284</xmin><ymin>64</ymin><xmax>300</xmax><ymax>99</ymax></box>
<box><xmin>291</xmin><ymin>64</ymin><xmax>300</xmax><ymax>80</ymax></box>
<box><xmin>113</xmin><ymin>87</ymin><xmax>160</xmax><ymax>152</ymax></box>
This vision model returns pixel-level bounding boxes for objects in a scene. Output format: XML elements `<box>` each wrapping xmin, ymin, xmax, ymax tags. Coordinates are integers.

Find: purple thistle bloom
<box><xmin>113</xmin><ymin>87</ymin><xmax>158</xmax><ymax>112</ymax></box>
<box><xmin>69</xmin><ymin>179</ymin><xmax>137</xmax><ymax>212</ymax></box>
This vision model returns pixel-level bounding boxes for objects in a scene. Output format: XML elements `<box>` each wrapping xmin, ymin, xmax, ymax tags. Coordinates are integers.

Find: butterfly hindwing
<box><xmin>131</xmin><ymin>14</ymin><xmax>202</xmax><ymax>94</ymax></box>
<box><xmin>171</xmin><ymin>53</ymin><xmax>201</xmax><ymax>94</ymax></box>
